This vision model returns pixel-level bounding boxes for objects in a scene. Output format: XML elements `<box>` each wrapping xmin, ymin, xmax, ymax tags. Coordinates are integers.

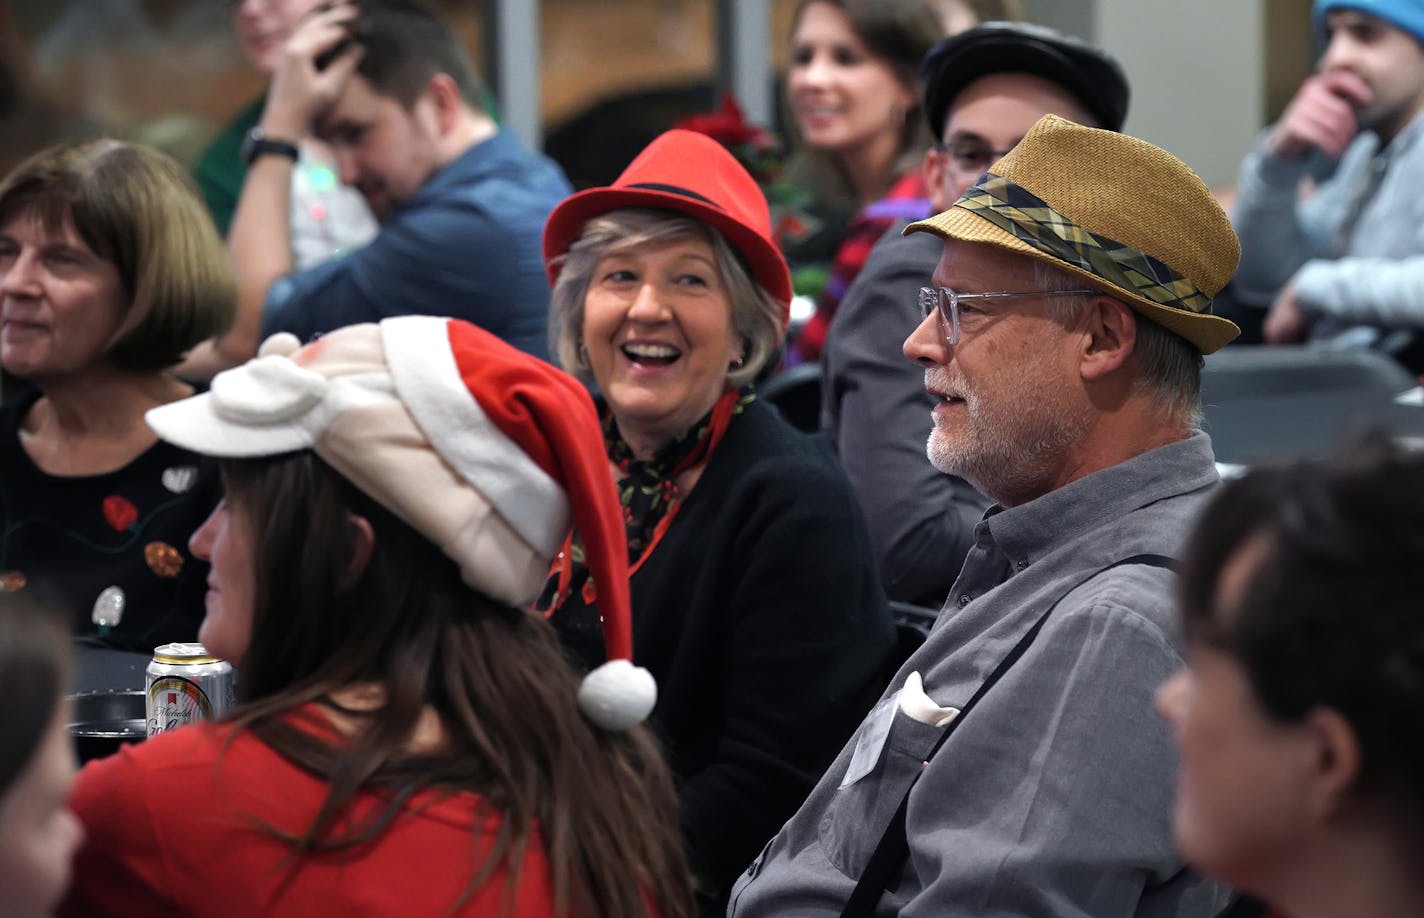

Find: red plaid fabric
<box><xmin>793</xmin><ymin>171</ymin><xmax>932</xmax><ymax>362</ymax></box>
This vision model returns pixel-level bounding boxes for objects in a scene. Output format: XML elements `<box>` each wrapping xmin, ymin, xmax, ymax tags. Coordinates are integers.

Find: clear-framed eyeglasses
<box><xmin>938</xmin><ymin>139</ymin><xmax>1016</xmax><ymax>178</ymax></box>
<box><xmin>918</xmin><ymin>286</ymin><xmax>1098</xmax><ymax>346</ymax></box>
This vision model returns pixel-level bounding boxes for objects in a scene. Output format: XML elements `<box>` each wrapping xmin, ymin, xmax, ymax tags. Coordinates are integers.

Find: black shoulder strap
<box><xmin>839</xmin><ymin>553</ymin><xmax>1175</xmax><ymax>918</ymax></box>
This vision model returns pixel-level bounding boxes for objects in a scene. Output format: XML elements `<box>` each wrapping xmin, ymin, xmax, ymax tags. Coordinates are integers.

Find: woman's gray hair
<box><xmin>1031</xmin><ymin>260</ymin><xmax>1203</xmax><ymax>427</ymax></box>
<box><xmin>547</xmin><ymin>208</ymin><xmax>785</xmax><ymax>388</ymax></box>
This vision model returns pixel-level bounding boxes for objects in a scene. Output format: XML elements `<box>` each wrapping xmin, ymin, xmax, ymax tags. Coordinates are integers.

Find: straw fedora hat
<box><xmin>542</xmin><ymin>129</ymin><xmax>793</xmax><ymax>324</ymax></box>
<box><xmin>906</xmin><ymin>115</ymin><xmax>1241</xmax><ymax>354</ymax></box>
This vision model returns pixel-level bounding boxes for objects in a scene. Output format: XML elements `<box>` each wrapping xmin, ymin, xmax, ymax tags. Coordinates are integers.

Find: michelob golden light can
<box><xmin>145</xmin><ymin>643</ymin><xmax>234</xmax><ymax>737</ymax></box>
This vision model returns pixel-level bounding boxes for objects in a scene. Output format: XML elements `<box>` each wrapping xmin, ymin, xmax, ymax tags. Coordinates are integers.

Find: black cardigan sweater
<box><xmin>553</xmin><ymin>398</ymin><xmax>895</xmax><ymax>907</ymax></box>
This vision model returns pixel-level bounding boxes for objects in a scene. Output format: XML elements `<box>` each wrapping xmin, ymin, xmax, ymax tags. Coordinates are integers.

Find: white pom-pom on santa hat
<box><xmin>578</xmin><ymin>659</ymin><xmax>658</xmax><ymax>731</ymax></box>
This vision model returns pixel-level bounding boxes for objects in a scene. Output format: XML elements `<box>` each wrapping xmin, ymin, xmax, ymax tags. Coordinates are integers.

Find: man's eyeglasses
<box><xmin>939</xmin><ymin>140</ymin><xmax>1016</xmax><ymax>177</ymax></box>
<box><xmin>918</xmin><ymin>286</ymin><xmax>1098</xmax><ymax>346</ymax></box>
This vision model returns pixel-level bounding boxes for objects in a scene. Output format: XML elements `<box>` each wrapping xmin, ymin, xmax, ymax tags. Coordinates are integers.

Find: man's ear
<box><xmin>923</xmin><ymin>146</ymin><xmax>950</xmax><ymax>212</ymax></box>
<box><xmin>423</xmin><ymin>73</ymin><xmax>463</xmax><ymax>136</ymax></box>
<box><xmin>1078</xmin><ymin>295</ymin><xmax>1137</xmax><ymax>382</ymax></box>
<box><xmin>1301</xmin><ymin>706</ymin><xmax>1363</xmax><ymax>824</ymax></box>
<box><xmin>342</xmin><ymin>513</ymin><xmax>376</xmax><ymax>588</ymax></box>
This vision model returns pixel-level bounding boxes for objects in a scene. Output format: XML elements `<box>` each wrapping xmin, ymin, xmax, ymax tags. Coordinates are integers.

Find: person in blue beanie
<box><xmin>1233</xmin><ymin>0</ymin><xmax>1424</xmax><ymax>368</ymax></box>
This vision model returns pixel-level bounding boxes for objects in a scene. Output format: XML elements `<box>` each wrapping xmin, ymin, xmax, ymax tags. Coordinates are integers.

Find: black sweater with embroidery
<box><xmin>551</xmin><ymin>397</ymin><xmax>895</xmax><ymax>909</ymax></box>
<box><xmin>0</xmin><ymin>393</ymin><xmax>217</xmax><ymax>652</ymax></box>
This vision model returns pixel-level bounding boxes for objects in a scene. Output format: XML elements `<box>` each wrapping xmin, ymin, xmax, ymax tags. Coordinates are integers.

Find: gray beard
<box><xmin>926</xmin><ymin>391</ymin><xmax>1087</xmax><ymax>507</ymax></box>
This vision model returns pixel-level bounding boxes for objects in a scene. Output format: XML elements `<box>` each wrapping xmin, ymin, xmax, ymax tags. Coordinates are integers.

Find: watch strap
<box><xmin>242</xmin><ymin>129</ymin><xmax>300</xmax><ymax>166</ymax></box>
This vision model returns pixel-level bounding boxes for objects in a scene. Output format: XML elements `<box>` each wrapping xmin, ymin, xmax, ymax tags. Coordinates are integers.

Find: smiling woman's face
<box><xmin>580</xmin><ymin>234</ymin><xmax>741</xmax><ymax>458</ymax></box>
<box><xmin>787</xmin><ymin>1</ymin><xmax>916</xmax><ymax>161</ymax></box>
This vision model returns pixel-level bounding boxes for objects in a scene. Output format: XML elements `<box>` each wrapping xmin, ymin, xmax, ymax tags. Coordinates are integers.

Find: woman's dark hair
<box><xmin>1179</xmin><ymin>436</ymin><xmax>1424</xmax><ymax>843</ymax></box>
<box><xmin>221</xmin><ymin>451</ymin><xmax>693</xmax><ymax>917</ymax></box>
<box><xmin>0</xmin><ymin>598</ymin><xmax>70</xmax><ymax>798</ymax></box>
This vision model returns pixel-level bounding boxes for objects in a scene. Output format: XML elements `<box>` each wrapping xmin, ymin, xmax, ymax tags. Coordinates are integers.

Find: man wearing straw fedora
<box><xmin>822</xmin><ymin>21</ymin><xmax>1130</xmax><ymax>609</ymax></box>
<box><xmin>730</xmin><ymin>115</ymin><xmax>1239</xmax><ymax>916</ymax></box>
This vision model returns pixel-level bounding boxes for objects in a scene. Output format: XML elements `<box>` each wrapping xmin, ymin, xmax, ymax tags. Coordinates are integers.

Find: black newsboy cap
<box><xmin>921</xmin><ymin>21</ymin><xmax>1130</xmax><ymax>140</ymax></box>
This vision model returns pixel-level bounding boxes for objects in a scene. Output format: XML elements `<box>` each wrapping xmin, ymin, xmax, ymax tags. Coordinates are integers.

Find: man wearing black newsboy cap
<box><xmin>821</xmin><ymin>21</ymin><xmax>1129</xmax><ymax>609</ymax></box>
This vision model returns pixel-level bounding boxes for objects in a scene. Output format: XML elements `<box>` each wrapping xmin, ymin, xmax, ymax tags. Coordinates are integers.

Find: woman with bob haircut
<box><xmin>540</xmin><ymin>128</ymin><xmax>894</xmax><ymax>910</ymax></box>
<box><xmin>0</xmin><ymin>599</ymin><xmax>84</xmax><ymax>918</ymax></box>
<box><xmin>1156</xmin><ymin>437</ymin><xmax>1424</xmax><ymax>918</ymax></box>
<box><xmin>0</xmin><ymin>139</ymin><xmax>235</xmax><ymax>651</ymax></box>
<box><xmin>780</xmin><ymin>0</ymin><xmax>944</xmax><ymax>359</ymax></box>
<box><xmin>61</xmin><ymin>317</ymin><xmax>694</xmax><ymax>916</ymax></box>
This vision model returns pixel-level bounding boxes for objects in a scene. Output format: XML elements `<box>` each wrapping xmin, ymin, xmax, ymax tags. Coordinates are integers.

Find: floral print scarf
<box><xmin>537</xmin><ymin>387</ymin><xmax>754</xmax><ymax>613</ymax></box>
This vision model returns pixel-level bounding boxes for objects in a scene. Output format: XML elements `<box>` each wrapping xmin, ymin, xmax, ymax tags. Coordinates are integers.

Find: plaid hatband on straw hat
<box><xmin>906</xmin><ymin>114</ymin><xmax>1241</xmax><ymax>354</ymax></box>
<box><xmin>145</xmin><ymin>317</ymin><xmax>656</xmax><ymax>731</ymax></box>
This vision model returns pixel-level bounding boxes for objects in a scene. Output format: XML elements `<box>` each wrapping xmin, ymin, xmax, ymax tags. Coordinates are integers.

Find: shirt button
<box><xmin>1015</xmin><ymin>559</ymin><xmax>1029</xmax><ymax>572</ymax></box>
<box><xmin>957</xmin><ymin>594</ymin><xmax>973</xmax><ymax>607</ymax></box>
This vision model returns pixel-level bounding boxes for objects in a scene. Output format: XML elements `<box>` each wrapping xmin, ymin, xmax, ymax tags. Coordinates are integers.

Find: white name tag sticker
<box><xmin>840</xmin><ymin>689</ymin><xmax>900</xmax><ymax>788</ymax></box>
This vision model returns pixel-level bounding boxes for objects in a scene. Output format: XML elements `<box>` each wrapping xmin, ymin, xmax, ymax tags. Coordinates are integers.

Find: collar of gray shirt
<box><xmin>977</xmin><ymin>430</ymin><xmax>1219</xmax><ymax>572</ymax></box>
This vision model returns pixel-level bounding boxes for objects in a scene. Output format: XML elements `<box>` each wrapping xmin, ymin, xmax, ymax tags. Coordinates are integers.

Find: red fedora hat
<box><xmin>542</xmin><ymin>129</ymin><xmax>793</xmax><ymax>322</ymax></box>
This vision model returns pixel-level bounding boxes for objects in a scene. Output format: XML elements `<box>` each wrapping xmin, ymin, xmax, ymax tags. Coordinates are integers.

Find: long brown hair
<box><xmin>222</xmin><ymin>451</ymin><xmax>693</xmax><ymax>917</ymax></box>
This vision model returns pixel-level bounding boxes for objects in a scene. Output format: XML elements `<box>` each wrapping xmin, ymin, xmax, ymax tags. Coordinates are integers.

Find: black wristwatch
<box><xmin>240</xmin><ymin>127</ymin><xmax>300</xmax><ymax>166</ymax></box>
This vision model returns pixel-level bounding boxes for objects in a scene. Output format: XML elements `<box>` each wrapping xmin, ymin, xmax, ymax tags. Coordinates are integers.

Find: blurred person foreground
<box><xmin>1160</xmin><ymin>435</ymin><xmax>1424</xmax><ymax>918</ymax></box>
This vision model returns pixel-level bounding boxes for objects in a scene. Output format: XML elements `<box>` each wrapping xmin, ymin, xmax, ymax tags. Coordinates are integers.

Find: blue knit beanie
<box><xmin>1314</xmin><ymin>0</ymin><xmax>1424</xmax><ymax>46</ymax></box>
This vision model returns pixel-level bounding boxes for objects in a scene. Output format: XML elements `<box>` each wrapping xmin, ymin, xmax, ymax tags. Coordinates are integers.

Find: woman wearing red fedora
<box><xmin>541</xmin><ymin>128</ymin><xmax>895</xmax><ymax>912</ymax></box>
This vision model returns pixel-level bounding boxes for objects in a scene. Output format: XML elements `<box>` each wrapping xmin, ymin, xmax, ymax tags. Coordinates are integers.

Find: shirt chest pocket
<box><xmin>819</xmin><ymin>706</ymin><xmax>947</xmax><ymax>878</ymax></box>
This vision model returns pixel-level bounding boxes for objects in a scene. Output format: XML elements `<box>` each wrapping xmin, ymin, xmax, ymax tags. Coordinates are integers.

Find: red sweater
<box><xmin>61</xmin><ymin>716</ymin><xmax>559</xmax><ymax>916</ymax></box>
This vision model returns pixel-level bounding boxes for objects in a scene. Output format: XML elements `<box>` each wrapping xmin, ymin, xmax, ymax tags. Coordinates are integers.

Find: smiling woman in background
<box><xmin>0</xmin><ymin>139</ymin><xmax>234</xmax><ymax>651</ymax></box>
<box><xmin>1157</xmin><ymin>439</ymin><xmax>1424</xmax><ymax>918</ymax></box>
<box><xmin>540</xmin><ymin>128</ymin><xmax>894</xmax><ymax>912</ymax></box>
<box><xmin>779</xmin><ymin>0</ymin><xmax>943</xmax><ymax>359</ymax></box>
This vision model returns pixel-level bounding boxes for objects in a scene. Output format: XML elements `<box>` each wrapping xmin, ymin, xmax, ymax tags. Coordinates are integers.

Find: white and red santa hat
<box><xmin>146</xmin><ymin>316</ymin><xmax>655</xmax><ymax>731</ymax></box>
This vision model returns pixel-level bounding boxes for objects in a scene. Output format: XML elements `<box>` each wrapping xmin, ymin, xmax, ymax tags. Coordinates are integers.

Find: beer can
<box><xmin>145</xmin><ymin>643</ymin><xmax>235</xmax><ymax>737</ymax></box>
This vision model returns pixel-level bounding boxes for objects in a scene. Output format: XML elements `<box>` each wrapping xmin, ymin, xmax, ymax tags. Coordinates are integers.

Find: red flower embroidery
<box><xmin>102</xmin><ymin>495</ymin><xmax>138</xmax><ymax>532</ymax></box>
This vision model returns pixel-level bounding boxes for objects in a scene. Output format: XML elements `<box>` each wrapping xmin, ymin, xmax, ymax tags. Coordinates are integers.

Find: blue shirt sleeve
<box><xmin>260</xmin><ymin>150</ymin><xmax>563</xmax><ymax>360</ymax></box>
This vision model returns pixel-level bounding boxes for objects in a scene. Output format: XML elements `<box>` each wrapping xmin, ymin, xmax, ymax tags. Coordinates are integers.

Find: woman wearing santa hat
<box><xmin>60</xmin><ymin>318</ymin><xmax>693</xmax><ymax>916</ymax></box>
<box><xmin>541</xmin><ymin>128</ymin><xmax>895</xmax><ymax>911</ymax></box>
